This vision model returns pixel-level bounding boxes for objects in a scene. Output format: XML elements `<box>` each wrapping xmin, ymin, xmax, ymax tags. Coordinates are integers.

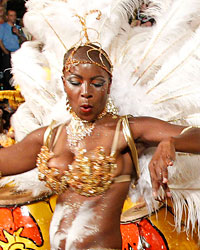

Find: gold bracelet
<box><xmin>180</xmin><ymin>126</ymin><xmax>193</xmax><ymax>135</ymax></box>
<box><xmin>0</xmin><ymin>171</ymin><xmax>2</xmax><ymax>178</ymax></box>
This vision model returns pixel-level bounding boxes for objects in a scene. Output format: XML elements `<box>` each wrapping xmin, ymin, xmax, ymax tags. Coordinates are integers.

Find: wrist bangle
<box><xmin>180</xmin><ymin>126</ymin><xmax>193</xmax><ymax>135</ymax></box>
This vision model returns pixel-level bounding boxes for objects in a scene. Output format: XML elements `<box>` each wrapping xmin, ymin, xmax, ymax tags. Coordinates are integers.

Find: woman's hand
<box><xmin>148</xmin><ymin>138</ymin><xmax>175</xmax><ymax>198</ymax></box>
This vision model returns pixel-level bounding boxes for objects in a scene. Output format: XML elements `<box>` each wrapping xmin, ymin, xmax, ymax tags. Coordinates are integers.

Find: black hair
<box><xmin>63</xmin><ymin>43</ymin><xmax>112</xmax><ymax>75</ymax></box>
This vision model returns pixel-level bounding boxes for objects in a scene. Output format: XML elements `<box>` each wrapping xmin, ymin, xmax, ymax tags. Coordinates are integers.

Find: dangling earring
<box><xmin>105</xmin><ymin>95</ymin><xmax>118</xmax><ymax>115</ymax></box>
<box><xmin>66</xmin><ymin>99</ymin><xmax>72</xmax><ymax>113</ymax></box>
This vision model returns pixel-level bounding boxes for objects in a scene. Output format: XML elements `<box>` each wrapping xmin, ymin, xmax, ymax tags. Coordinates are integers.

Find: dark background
<box><xmin>4</xmin><ymin>0</ymin><xmax>26</xmax><ymax>18</ymax></box>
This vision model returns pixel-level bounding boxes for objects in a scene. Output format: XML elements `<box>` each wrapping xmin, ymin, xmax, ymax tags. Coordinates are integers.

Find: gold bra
<box><xmin>36</xmin><ymin>116</ymin><xmax>139</xmax><ymax>196</ymax></box>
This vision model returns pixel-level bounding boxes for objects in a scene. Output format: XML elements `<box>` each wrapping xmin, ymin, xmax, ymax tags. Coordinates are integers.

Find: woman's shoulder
<box><xmin>25</xmin><ymin>126</ymin><xmax>48</xmax><ymax>146</ymax></box>
<box><xmin>24</xmin><ymin>121</ymin><xmax>65</xmax><ymax>147</ymax></box>
<box><xmin>119</xmin><ymin>115</ymin><xmax>156</xmax><ymax>140</ymax></box>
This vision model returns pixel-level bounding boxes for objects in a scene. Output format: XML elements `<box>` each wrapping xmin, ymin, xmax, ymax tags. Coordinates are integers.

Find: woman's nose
<box><xmin>81</xmin><ymin>82</ymin><xmax>93</xmax><ymax>98</ymax></box>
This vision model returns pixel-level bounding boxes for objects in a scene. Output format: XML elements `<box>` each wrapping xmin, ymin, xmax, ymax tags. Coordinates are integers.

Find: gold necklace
<box><xmin>66</xmin><ymin>108</ymin><xmax>107</xmax><ymax>150</ymax></box>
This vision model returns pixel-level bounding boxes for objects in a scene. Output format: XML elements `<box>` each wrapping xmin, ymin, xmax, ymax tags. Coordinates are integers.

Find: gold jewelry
<box><xmin>67</xmin><ymin>97</ymin><xmax>118</xmax><ymax>116</ymax></box>
<box><xmin>105</xmin><ymin>96</ymin><xmax>118</xmax><ymax>115</ymax></box>
<box><xmin>65</xmin><ymin>44</ymin><xmax>113</xmax><ymax>76</ymax></box>
<box><xmin>66</xmin><ymin>114</ymin><xmax>95</xmax><ymax>149</ymax></box>
<box><xmin>66</xmin><ymin>100</ymin><xmax>107</xmax><ymax>150</ymax></box>
<box><xmin>0</xmin><ymin>171</ymin><xmax>2</xmax><ymax>178</ymax></box>
<box><xmin>64</xmin><ymin>10</ymin><xmax>113</xmax><ymax>76</ymax></box>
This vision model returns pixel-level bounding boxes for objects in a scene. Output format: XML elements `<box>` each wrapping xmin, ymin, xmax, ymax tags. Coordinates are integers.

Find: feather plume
<box><xmin>0</xmin><ymin>168</ymin><xmax>52</xmax><ymax>197</ymax></box>
<box><xmin>129</xmin><ymin>150</ymin><xmax>200</xmax><ymax>236</ymax></box>
<box><xmin>11</xmin><ymin>41</ymin><xmax>69</xmax><ymax>141</ymax></box>
<box><xmin>146</xmin><ymin>27</ymin><xmax>200</xmax><ymax>94</ymax></box>
<box><xmin>133</xmin><ymin>0</ymin><xmax>200</xmax><ymax>82</ymax></box>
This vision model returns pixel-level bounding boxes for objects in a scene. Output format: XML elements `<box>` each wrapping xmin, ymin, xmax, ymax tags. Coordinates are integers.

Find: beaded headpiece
<box><xmin>63</xmin><ymin>10</ymin><xmax>113</xmax><ymax>76</ymax></box>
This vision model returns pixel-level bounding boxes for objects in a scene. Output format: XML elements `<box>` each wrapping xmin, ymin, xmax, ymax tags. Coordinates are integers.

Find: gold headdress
<box><xmin>63</xmin><ymin>10</ymin><xmax>113</xmax><ymax>76</ymax></box>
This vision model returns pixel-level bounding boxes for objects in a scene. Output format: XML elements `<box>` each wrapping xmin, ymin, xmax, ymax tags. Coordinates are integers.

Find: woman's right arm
<box><xmin>0</xmin><ymin>127</ymin><xmax>46</xmax><ymax>176</ymax></box>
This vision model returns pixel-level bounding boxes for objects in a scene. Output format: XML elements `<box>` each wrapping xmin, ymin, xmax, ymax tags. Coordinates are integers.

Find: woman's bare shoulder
<box><xmin>126</xmin><ymin>115</ymin><xmax>166</xmax><ymax>140</ymax></box>
<box><xmin>20</xmin><ymin>126</ymin><xmax>48</xmax><ymax>146</ymax></box>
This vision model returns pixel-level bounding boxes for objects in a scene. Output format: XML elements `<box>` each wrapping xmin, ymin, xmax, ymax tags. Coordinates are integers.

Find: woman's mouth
<box><xmin>80</xmin><ymin>104</ymin><xmax>93</xmax><ymax>113</ymax></box>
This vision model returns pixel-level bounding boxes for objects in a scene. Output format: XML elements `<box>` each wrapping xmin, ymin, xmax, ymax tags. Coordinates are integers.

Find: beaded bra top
<box><xmin>36</xmin><ymin>116</ymin><xmax>139</xmax><ymax>196</ymax></box>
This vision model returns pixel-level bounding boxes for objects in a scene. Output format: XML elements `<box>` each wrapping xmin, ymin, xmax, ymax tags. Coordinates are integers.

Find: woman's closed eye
<box><xmin>67</xmin><ymin>78</ymin><xmax>105</xmax><ymax>88</ymax></box>
<box><xmin>91</xmin><ymin>80</ymin><xmax>105</xmax><ymax>88</ymax></box>
<box><xmin>67</xmin><ymin>78</ymin><xmax>81</xmax><ymax>86</ymax></box>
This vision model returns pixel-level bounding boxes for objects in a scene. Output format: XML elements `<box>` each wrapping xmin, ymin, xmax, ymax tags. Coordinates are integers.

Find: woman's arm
<box><xmin>130</xmin><ymin>117</ymin><xmax>200</xmax><ymax>197</ymax></box>
<box><xmin>0</xmin><ymin>127</ymin><xmax>46</xmax><ymax>176</ymax></box>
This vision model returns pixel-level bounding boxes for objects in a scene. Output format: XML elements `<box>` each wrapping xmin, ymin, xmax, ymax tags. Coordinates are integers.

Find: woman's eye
<box><xmin>67</xmin><ymin>80</ymin><xmax>81</xmax><ymax>86</ymax></box>
<box><xmin>92</xmin><ymin>81</ymin><xmax>105</xmax><ymax>87</ymax></box>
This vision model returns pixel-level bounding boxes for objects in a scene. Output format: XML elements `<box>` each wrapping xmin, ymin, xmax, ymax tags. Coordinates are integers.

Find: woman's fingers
<box><xmin>149</xmin><ymin>161</ymin><xmax>161</xmax><ymax>197</ymax></box>
<box><xmin>162</xmin><ymin>166</ymin><xmax>168</xmax><ymax>184</ymax></box>
<box><xmin>149</xmin><ymin>140</ymin><xmax>176</xmax><ymax>198</ymax></box>
<box><xmin>162</xmin><ymin>183</ymin><xmax>171</xmax><ymax>198</ymax></box>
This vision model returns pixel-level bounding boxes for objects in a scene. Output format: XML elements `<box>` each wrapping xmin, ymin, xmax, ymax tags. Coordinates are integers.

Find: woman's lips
<box><xmin>80</xmin><ymin>104</ymin><xmax>93</xmax><ymax>113</ymax></box>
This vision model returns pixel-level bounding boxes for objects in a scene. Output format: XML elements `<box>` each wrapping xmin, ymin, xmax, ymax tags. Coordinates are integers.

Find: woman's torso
<box><xmin>43</xmin><ymin>115</ymin><xmax>137</xmax><ymax>249</ymax></box>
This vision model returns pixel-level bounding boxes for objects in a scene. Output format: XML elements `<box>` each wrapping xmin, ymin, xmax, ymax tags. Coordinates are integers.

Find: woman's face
<box><xmin>63</xmin><ymin>63</ymin><xmax>111</xmax><ymax>121</ymax></box>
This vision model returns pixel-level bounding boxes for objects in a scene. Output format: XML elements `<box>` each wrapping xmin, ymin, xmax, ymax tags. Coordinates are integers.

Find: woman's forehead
<box><xmin>64</xmin><ymin>45</ymin><xmax>112</xmax><ymax>72</ymax></box>
<box><xmin>65</xmin><ymin>63</ymin><xmax>109</xmax><ymax>78</ymax></box>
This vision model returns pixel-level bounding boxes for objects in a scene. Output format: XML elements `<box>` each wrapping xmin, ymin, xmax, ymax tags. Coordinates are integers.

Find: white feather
<box><xmin>134</xmin><ymin>0</ymin><xmax>200</xmax><ymax>74</ymax></box>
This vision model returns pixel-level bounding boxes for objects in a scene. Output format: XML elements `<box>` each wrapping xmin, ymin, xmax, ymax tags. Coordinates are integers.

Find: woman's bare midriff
<box><xmin>53</xmin><ymin>181</ymin><xmax>131</xmax><ymax>250</ymax></box>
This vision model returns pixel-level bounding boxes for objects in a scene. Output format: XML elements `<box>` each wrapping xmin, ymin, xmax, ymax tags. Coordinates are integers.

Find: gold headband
<box><xmin>64</xmin><ymin>44</ymin><xmax>113</xmax><ymax>75</ymax></box>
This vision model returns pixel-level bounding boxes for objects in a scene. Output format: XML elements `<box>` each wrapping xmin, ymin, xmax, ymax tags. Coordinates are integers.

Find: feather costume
<box><xmin>3</xmin><ymin>0</ymin><xmax>200</xmax><ymax>237</ymax></box>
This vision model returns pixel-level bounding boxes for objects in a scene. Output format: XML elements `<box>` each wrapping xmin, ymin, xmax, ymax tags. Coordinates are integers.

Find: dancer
<box><xmin>0</xmin><ymin>42</ymin><xmax>199</xmax><ymax>249</ymax></box>
<box><xmin>1</xmin><ymin>0</ymin><xmax>200</xmax><ymax>249</ymax></box>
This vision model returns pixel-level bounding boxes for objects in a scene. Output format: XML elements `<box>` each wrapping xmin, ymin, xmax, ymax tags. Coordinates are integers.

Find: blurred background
<box><xmin>1</xmin><ymin>0</ymin><xmax>26</xmax><ymax>19</ymax></box>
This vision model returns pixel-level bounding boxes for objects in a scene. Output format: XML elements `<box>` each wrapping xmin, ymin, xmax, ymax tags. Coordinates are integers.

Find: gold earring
<box><xmin>105</xmin><ymin>96</ymin><xmax>118</xmax><ymax>115</ymax></box>
<box><xmin>66</xmin><ymin>99</ymin><xmax>72</xmax><ymax>113</ymax></box>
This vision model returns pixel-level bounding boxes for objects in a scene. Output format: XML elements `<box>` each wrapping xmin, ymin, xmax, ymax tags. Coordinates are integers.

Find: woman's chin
<box><xmin>76</xmin><ymin>111</ymin><xmax>94</xmax><ymax>122</ymax></box>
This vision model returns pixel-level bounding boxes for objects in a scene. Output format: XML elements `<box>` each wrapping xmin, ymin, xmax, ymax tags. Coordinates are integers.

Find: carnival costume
<box><xmin>37</xmin><ymin>115</ymin><xmax>138</xmax><ymax>196</ymax></box>
<box><xmin>0</xmin><ymin>0</ymin><xmax>200</xmax><ymax>249</ymax></box>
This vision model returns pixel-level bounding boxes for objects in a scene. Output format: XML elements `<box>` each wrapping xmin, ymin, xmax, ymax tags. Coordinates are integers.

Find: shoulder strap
<box><xmin>43</xmin><ymin>121</ymin><xmax>64</xmax><ymax>150</ymax></box>
<box><xmin>121</xmin><ymin>115</ymin><xmax>140</xmax><ymax>181</ymax></box>
<box><xmin>43</xmin><ymin>120</ymin><xmax>56</xmax><ymax>148</ymax></box>
<box><xmin>110</xmin><ymin>118</ymin><xmax>122</xmax><ymax>157</ymax></box>
<box><xmin>52</xmin><ymin>123</ymin><xmax>65</xmax><ymax>148</ymax></box>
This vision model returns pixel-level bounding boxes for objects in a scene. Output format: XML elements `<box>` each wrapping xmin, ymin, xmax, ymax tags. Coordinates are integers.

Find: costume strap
<box><xmin>110</xmin><ymin>118</ymin><xmax>122</xmax><ymax>157</ymax></box>
<box><xmin>121</xmin><ymin>115</ymin><xmax>140</xmax><ymax>181</ymax></box>
<box><xmin>52</xmin><ymin>124</ymin><xmax>65</xmax><ymax>149</ymax></box>
<box><xmin>43</xmin><ymin>121</ymin><xmax>64</xmax><ymax>150</ymax></box>
<box><xmin>43</xmin><ymin>120</ymin><xmax>56</xmax><ymax>148</ymax></box>
<box><xmin>114</xmin><ymin>174</ymin><xmax>131</xmax><ymax>183</ymax></box>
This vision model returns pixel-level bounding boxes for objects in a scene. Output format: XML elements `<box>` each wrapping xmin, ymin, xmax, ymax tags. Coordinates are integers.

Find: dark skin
<box><xmin>0</xmin><ymin>54</ymin><xmax>200</xmax><ymax>248</ymax></box>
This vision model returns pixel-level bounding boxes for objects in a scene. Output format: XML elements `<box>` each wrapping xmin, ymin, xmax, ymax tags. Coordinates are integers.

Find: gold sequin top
<box><xmin>36</xmin><ymin>116</ymin><xmax>139</xmax><ymax>196</ymax></box>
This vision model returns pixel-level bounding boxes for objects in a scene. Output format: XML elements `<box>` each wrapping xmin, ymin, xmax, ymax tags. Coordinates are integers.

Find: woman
<box><xmin>0</xmin><ymin>43</ymin><xmax>200</xmax><ymax>249</ymax></box>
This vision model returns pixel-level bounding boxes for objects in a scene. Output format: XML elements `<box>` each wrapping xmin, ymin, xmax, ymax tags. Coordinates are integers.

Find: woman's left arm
<box><xmin>129</xmin><ymin>117</ymin><xmax>200</xmax><ymax>197</ymax></box>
